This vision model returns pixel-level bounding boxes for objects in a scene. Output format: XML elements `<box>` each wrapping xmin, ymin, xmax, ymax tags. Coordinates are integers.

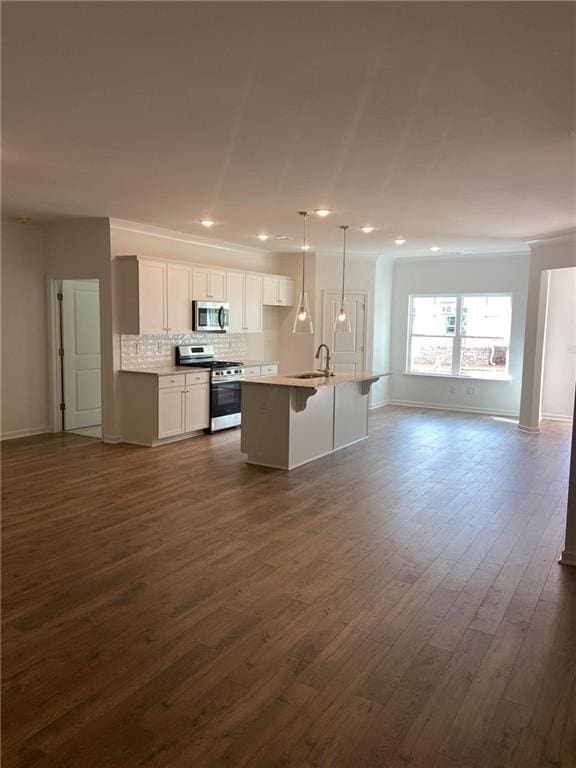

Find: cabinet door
<box><xmin>226</xmin><ymin>272</ymin><xmax>245</xmax><ymax>332</ymax></box>
<box><xmin>158</xmin><ymin>387</ymin><xmax>186</xmax><ymax>438</ymax></box>
<box><xmin>244</xmin><ymin>274</ymin><xmax>263</xmax><ymax>332</ymax></box>
<box><xmin>139</xmin><ymin>260</ymin><xmax>166</xmax><ymax>332</ymax></box>
<box><xmin>192</xmin><ymin>267</ymin><xmax>211</xmax><ymax>300</ymax></box>
<box><xmin>166</xmin><ymin>263</ymin><xmax>192</xmax><ymax>332</ymax></box>
<box><xmin>185</xmin><ymin>383</ymin><xmax>210</xmax><ymax>431</ymax></box>
<box><xmin>262</xmin><ymin>276</ymin><xmax>279</xmax><ymax>305</ymax></box>
<box><xmin>209</xmin><ymin>269</ymin><xmax>227</xmax><ymax>301</ymax></box>
<box><xmin>278</xmin><ymin>277</ymin><xmax>294</xmax><ymax>307</ymax></box>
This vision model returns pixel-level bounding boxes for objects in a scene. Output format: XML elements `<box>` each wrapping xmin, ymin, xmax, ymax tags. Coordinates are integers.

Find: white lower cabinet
<box><xmin>244</xmin><ymin>364</ymin><xmax>278</xmax><ymax>378</ymax></box>
<box><xmin>122</xmin><ymin>371</ymin><xmax>210</xmax><ymax>445</ymax></box>
<box><xmin>185</xmin><ymin>383</ymin><xmax>210</xmax><ymax>432</ymax></box>
<box><xmin>158</xmin><ymin>387</ymin><xmax>186</xmax><ymax>439</ymax></box>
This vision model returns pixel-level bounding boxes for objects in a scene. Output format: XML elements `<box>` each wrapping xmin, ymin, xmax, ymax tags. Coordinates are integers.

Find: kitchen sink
<box><xmin>290</xmin><ymin>372</ymin><xmax>327</xmax><ymax>379</ymax></box>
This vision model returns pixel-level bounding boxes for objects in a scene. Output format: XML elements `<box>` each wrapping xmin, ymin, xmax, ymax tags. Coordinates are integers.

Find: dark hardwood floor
<box><xmin>2</xmin><ymin>406</ymin><xmax>575</xmax><ymax>767</ymax></box>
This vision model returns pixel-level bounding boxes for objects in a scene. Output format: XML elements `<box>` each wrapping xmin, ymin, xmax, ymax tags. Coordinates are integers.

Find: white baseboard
<box><xmin>389</xmin><ymin>399</ymin><xmax>518</xmax><ymax>419</ymax></box>
<box><xmin>517</xmin><ymin>424</ymin><xmax>541</xmax><ymax>434</ymax></box>
<box><xmin>559</xmin><ymin>550</ymin><xmax>576</xmax><ymax>567</ymax></box>
<box><xmin>369</xmin><ymin>399</ymin><xmax>391</xmax><ymax>410</ymax></box>
<box><xmin>102</xmin><ymin>434</ymin><xmax>124</xmax><ymax>444</ymax></box>
<box><xmin>541</xmin><ymin>413</ymin><xmax>573</xmax><ymax>422</ymax></box>
<box><xmin>1</xmin><ymin>426</ymin><xmax>51</xmax><ymax>441</ymax></box>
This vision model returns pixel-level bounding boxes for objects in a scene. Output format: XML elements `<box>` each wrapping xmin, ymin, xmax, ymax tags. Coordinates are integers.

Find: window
<box><xmin>407</xmin><ymin>294</ymin><xmax>512</xmax><ymax>379</ymax></box>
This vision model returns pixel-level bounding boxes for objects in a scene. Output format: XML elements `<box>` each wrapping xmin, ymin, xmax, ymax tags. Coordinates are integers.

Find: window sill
<box><xmin>403</xmin><ymin>372</ymin><xmax>513</xmax><ymax>383</ymax></box>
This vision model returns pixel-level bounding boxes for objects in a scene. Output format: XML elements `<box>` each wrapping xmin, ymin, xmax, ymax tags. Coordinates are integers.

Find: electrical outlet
<box><xmin>466</xmin><ymin>385</ymin><xmax>477</xmax><ymax>396</ymax></box>
<box><xmin>449</xmin><ymin>384</ymin><xmax>457</xmax><ymax>394</ymax></box>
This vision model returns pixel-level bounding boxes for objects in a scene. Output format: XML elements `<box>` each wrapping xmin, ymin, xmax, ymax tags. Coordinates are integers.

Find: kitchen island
<box><xmin>240</xmin><ymin>371</ymin><xmax>388</xmax><ymax>470</ymax></box>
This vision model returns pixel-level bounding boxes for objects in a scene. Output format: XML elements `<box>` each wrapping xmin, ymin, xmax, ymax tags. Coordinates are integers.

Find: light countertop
<box><xmin>243</xmin><ymin>371</ymin><xmax>390</xmax><ymax>388</ymax></box>
<box><xmin>242</xmin><ymin>360</ymin><xmax>279</xmax><ymax>366</ymax></box>
<box><xmin>121</xmin><ymin>366</ymin><xmax>211</xmax><ymax>376</ymax></box>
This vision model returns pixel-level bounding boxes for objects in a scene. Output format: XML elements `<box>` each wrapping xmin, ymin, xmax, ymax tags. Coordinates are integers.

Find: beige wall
<box><xmin>389</xmin><ymin>253</ymin><xmax>530</xmax><ymax>416</ymax></box>
<box><xmin>1</xmin><ymin>223</ymin><xmax>50</xmax><ymax>438</ymax></box>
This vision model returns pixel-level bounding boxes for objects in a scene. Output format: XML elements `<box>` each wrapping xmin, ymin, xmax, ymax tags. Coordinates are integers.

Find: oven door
<box><xmin>194</xmin><ymin>302</ymin><xmax>230</xmax><ymax>332</ymax></box>
<box><xmin>210</xmin><ymin>379</ymin><xmax>242</xmax><ymax>431</ymax></box>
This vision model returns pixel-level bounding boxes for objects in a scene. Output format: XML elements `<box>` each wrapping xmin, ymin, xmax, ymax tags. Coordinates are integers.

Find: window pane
<box><xmin>460</xmin><ymin>338</ymin><xmax>509</xmax><ymax>377</ymax></box>
<box><xmin>461</xmin><ymin>296</ymin><xmax>512</xmax><ymax>342</ymax></box>
<box><xmin>411</xmin><ymin>296</ymin><xmax>457</xmax><ymax>336</ymax></box>
<box><xmin>410</xmin><ymin>336</ymin><xmax>454</xmax><ymax>374</ymax></box>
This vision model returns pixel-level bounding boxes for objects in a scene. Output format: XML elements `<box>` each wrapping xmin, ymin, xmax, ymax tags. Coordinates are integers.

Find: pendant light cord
<box><xmin>340</xmin><ymin>225</ymin><xmax>349</xmax><ymax>309</ymax></box>
<box><xmin>299</xmin><ymin>211</ymin><xmax>308</xmax><ymax>298</ymax></box>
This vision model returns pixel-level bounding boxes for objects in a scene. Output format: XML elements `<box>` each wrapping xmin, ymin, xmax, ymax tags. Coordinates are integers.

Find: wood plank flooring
<box><xmin>2</xmin><ymin>406</ymin><xmax>575</xmax><ymax>767</ymax></box>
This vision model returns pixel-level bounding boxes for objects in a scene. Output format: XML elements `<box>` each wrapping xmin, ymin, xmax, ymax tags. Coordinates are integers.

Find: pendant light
<box><xmin>292</xmin><ymin>211</ymin><xmax>314</xmax><ymax>334</ymax></box>
<box><xmin>334</xmin><ymin>225</ymin><xmax>352</xmax><ymax>333</ymax></box>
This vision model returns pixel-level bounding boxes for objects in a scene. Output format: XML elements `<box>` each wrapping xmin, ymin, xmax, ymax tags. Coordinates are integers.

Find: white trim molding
<box><xmin>517</xmin><ymin>424</ymin><xmax>542</xmax><ymax>434</ymax></box>
<box><xmin>559</xmin><ymin>550</ymin><xmax>576</xmax><ymax>567</ymax></box>
<box><xmin>390</xmin><ymin>399</ymin><xmax>518</xmax><ymax>419</ymax></box>
<box><xmin>102</xmin><ymin>434</ymin><xmax>124</xmax><ymax>444</ymax></box>
<box><xmin>1</xmin><ymin>426</ymin><xmax>51</xmax><ymax>441</ymax></box>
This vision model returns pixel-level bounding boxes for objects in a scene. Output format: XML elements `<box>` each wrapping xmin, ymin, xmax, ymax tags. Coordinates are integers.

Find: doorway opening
<box><xmin>51</xmin><ymin>279</ymin><xmax>102</xmax><ymax>438</ymax></box>
<box><xmin>541</xmin><ymin>266</ymin><xmax>576</xmax><ymax>424</ymax></box>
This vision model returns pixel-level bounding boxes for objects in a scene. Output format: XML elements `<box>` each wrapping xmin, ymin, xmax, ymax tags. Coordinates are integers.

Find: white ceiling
<box><xmin>2</xmin><ymin>1</ymin><xmax>575</xmax><ymax>257</ymax></box>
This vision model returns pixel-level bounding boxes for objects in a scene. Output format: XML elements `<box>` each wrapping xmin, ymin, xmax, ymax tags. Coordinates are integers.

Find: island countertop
<box><xmin>243</xmin><ymin>370</ymin><xmax>390</xmax><ymax>388</ymax></box>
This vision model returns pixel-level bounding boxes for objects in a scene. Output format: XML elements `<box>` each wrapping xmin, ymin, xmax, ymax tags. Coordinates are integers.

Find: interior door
<box><xmin>62</xmin><ymin>280</ymin><xmax>102</xmax><ymax>430</ymax></box>
<box><xmin>322</xmin><ymin>291</ymin><xmax>366</xmax><ymax>373</ymax></box>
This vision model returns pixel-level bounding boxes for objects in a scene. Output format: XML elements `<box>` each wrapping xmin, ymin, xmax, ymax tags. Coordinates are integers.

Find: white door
<box><xmin>208</xmin><ymin>270</ymin><xmax>227</xmax><ymax>302</ymax></box>
<box><xmin>227</xmin><ymin>272</ymin><xmax>245</xmax><ymax>332</ymax></box>
<box><xmin>263</xmin><ymin>276</ymin><xmax>279</xmax><ymax>305</ymax></box>
<box><xmin>166</xmin><ymin>263</ymin><xmax>192</xmax><ymax>332</ymax></box>
<box><xmin>62</xmin><ymin>280</ymin><xmax>102</xmax><ymax>430</ymax></box>
<box><xmin>322</xmin><ymin>291</ymin><xmax>366</xmax><ymax>373</ymax></box>
<box><xmin>278</xmin><ymin>277</ymin><xmax>294</xmax><ymax>306</ymax></box>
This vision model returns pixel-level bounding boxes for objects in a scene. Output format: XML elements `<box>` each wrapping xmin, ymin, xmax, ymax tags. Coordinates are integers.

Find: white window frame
<box><xmin>406</xmin><ymin>292</ymin><xmax>513</xmax><ymax>380</ymax></box>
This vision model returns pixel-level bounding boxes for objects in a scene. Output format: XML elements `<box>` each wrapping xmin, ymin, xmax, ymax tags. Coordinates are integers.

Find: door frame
<box><xmin>47</xmin><ymin>277</ymin><xmax>103</xmax><ymax>434</ymax></box>
<box><xmin>321</xmin><ymin>289</ymin><xmax>369</xmax><ymax>371</ymax></box>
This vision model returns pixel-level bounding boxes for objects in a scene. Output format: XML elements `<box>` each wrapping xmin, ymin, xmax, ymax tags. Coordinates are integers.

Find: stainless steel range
<box><xmin>175</xmin><ymin>345</ymin><xmax>244</xmax><ymax>433</ymax></box>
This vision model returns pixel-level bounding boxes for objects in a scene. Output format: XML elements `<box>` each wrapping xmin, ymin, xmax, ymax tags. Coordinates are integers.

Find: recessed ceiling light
<box><xmin>257</xmin><ymin>233</ymin><xmax>269</xmax><ymax>241</ymax></box>
<box><xmin>394</xmin><ymin>238</ymin><xmax>406</xmax><ymax>245</ymax></box>
<box><xmin>430</xmin><ymin>246</ymin><xmax>440</xmax><ymax>252</ymax></box>
<box><xmin>314</xmin><ymin>209</ymin><xmax>331</xmax><ymax>217</ymax></box>
<box><xmin>200</xmin><ymin>219</ymin><xmax>214</xmax><ymax>228</ymax></box>
<box><xmin>300</xmin><ymin>244</ymin><xmax>310</xmax><ymax>251</ymax></box>
<box><xmin>360</xmin><ymin>226</ymin><xmax>375</xmax><ymax>234</ymax></box>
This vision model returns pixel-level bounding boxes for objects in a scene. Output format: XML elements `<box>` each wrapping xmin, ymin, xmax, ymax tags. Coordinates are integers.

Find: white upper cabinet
<box><xmin>262</xmin><ymin>275</ymin><xmax>295</xmax><ymax>306</ymax></box>
<box><xmin>226</xmin><ymin>272</ymin><xmax>245</xmax><ymax>332</ymax></box>
<box><xmin>192</xmin><ymin>267</ymin><xmax>226</xmax><ymax>301</ymax></box>
<box><xmin>226</xmin><ymin>272</ymin><xmax>263</xmax><ymax>333</ymax></box>
<box><xmin>139</xmin><ymin>259</ymin><xmax>167</xmax><ymax>333</ymax></box>
<box><xmin>118</xmin><ymin>256</ymin><xmax>292</xmax><ymax>335</ymax></box>
<box><xmin>166</xmin><ymin>262</ymin><xmax>193</xmax><ymax>332</ymax></box>
<box><xmin>244</xmin><ymin>274</ymin><xmax>263</xmax><ymax>332</ymax></box>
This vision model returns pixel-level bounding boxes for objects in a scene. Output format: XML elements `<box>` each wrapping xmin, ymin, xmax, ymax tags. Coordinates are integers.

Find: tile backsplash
<box><xmin>121</xmin><ymin>333</ymin><xmax>248</xmax><ymax>369</ymax></box>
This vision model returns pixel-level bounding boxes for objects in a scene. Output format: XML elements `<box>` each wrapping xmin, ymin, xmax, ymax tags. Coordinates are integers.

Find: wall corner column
<box><xmin>518</xmin><ymin>258</ymin><xmax>549</xmax><ymax>432</ymax></box>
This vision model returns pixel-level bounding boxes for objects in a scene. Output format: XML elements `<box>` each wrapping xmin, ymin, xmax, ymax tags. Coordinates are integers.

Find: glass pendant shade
<box><xmin>334</xmin><ymin>224</ymin><xmax>351</xmax><ymax>333</ymax></box>
<box><xmin>334</xmin><ymin>304</ymin><xmax>351</xmax><ymax>333</ymax></box>
<box><xmin>292</xmin><ymin>210</ymin><xmax>314</xmax><ymax>335</ymax></box>
<box><xmin>293</xmin><ymin>291</ymin><xmax>313</xmax><ymax>333</ymax></box>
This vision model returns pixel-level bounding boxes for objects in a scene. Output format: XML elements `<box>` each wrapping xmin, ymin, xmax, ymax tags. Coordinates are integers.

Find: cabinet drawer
<box><xmin>244</xmin><ymin>366</ymin><xmax>261</xmax><ymax>377</ymax></box>
<box><xmin>261</xmin><ymin>365</ymin><xmax>278</xmax><ymax>377</ymax></box>
<box><xmin>158</xmin><ymin>374</ymin><xmax>186</xmax><ymax>389</ymax></box>
<box><xmin>185</xmin><ymin>372</ymin><xmax>210</xmax><ymax>385</ymax></box>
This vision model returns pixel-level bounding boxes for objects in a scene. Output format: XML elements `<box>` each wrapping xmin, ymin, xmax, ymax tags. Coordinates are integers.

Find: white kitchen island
<box><xmin>240</xmin><ymin>371</ymin><xmax>388</xmax><ymax>470</ymax></box>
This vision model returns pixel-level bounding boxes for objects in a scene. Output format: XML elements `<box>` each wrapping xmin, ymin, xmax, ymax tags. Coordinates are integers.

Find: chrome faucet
<box><xmin>315</xmin><ymin>344</ymin><xmax>334</xmax><ymax>376</ymax></box>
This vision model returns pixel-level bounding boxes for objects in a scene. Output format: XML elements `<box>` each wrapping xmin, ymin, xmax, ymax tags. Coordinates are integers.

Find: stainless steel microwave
<box><xmin>193</xmin><ymin>301</ymin><xmax>230</xmax><ymax>332</ymax></box>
